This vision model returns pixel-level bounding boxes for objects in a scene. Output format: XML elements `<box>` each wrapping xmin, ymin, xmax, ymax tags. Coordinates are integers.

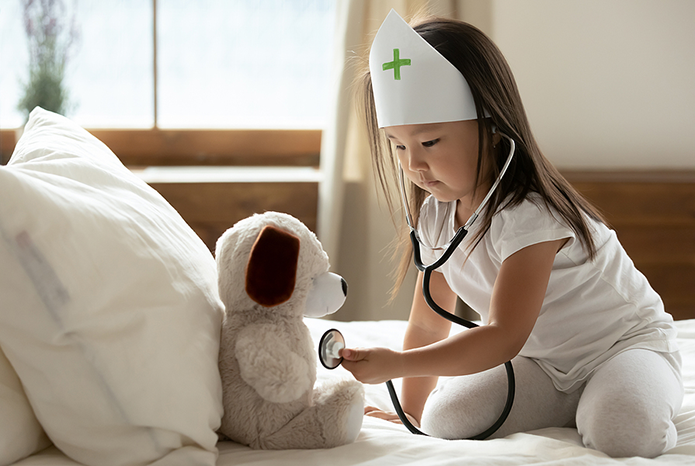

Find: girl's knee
<box><xmin>577</xmin><ymin>350</ymin><xmax>683</xmax><ymax>457</ymax></box>
<box><xmin>580</xmin><ymin>419</ymin><xmax>676</xmax><ymax>458</ymax></box>
<box><xmin>577</xmin><ymin>395</ymin><xmax>677</xmax><ymax>458</ymax></box>
<box><xmin>420</xmin><ymin>376</ymin><xmax>504</xmax><ymax>439</ymax></box>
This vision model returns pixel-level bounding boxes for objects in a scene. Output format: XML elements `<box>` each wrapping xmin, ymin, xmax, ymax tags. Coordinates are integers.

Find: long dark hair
<box><xmin>359</xmin><ymin>16</ymin><xmax>606</xmax><ymax>295</ymax></box>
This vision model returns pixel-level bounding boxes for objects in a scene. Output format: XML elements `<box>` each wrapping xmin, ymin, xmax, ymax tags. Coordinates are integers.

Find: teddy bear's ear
<box><xmin>245</xmin><ymin>225</ymin><xmax>300</xmax><ymax>307</ymax></box>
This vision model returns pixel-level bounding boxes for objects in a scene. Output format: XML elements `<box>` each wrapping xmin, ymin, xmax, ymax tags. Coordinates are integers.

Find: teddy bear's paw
<box><xmin>344</xmin><ymin>393</ymin><xmax>364</xmax><ymax>444</ymax></box>
<box><xmin>249</xmin><ymin>381</ymin><xmax>363</xmax><ymax>450</ymax></box>
<box><xmin>312</xmin><ymin>379</ymin><xmax>364</xmax><ymax>445</ymax></box>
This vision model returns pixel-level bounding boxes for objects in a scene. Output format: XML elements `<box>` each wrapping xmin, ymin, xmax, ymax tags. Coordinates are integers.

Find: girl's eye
<box><xmin>395</xmin><ymin>144</ymin><xmax>406</xmax><ymax>151</ymax></box>
<box><xmin>422</xmin><ymin>139</ymin><xmax>439</xmax><ymax>148</ymax></box>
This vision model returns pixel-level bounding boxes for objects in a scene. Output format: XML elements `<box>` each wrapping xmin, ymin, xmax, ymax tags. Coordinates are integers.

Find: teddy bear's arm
<box><xmin>235</xmin><ymin>323</ymin><xmax>312</xmax><ymax>404</ymax></box>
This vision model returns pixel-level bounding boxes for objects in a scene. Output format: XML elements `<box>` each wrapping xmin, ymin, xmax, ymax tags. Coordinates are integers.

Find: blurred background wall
<box><xmin>332</xmin><ymin>0</ymin><xmax>695</xmax><ymax>321</ymax></box>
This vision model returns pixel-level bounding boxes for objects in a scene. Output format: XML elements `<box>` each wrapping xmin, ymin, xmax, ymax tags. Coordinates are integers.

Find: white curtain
<box><xmin>317</xmin><ymin>0</ymin><xmax>366</xmax><ymax>266</ymax></box>
<box><xmin>318</xmin><ymin>0</ymin><xmax>461</xmax><ymax>321</ymax></box>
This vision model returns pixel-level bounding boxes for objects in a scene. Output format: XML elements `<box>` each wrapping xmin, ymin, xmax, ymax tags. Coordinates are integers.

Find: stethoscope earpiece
<box><xmin>318</xmin><ymin>328</ymin><xmax>345</xmax><ymax>370</ymax></box>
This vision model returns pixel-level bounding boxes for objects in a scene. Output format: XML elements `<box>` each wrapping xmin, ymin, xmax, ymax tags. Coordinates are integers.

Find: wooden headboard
<box><xmin>144</xmin><ymin>169</ymin><xmax>694</xmax><ymax>321</ymax></box>
<box><xmin>563</xmin><ymin>170</ymin><xmax>695</xmax><ymax>321</ymax></box>
<box><xmin>2</xmin><ymin>129</ymin><xmax>693</xmax><ymax>320</ymax></box>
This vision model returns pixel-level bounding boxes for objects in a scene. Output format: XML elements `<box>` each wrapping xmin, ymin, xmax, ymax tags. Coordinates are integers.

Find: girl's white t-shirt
<box><xmin>418</xmin><ymin>194</ymin><xmax>679</xmax><ymax>392</ymax></box>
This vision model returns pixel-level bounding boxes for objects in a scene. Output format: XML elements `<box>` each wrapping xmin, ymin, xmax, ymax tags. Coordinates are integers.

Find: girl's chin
<box><xmin>416</xmin><ymin>182</ymin><xmax>462</xmax><ymax>204</ymax></box>
<box><xmin>428</xmin><ymin>191</ymin><xmax>458</xmax><ymax>204</ymax></box>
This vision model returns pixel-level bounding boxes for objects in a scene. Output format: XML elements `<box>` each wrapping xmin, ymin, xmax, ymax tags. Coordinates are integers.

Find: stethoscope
<box><xmin>320</xmin><ymin>131</ymin><xmax>517</xmax><ymax>440</ymax></box>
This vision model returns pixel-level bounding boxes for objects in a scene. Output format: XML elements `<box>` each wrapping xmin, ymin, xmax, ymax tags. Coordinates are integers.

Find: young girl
<box><xmin>340</xmin><ymin>10</ymin><xmax>682</xmax><ymax>458</ymax></box>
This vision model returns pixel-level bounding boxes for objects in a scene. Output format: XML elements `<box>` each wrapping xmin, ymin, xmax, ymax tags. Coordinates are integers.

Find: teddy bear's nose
<box><xmin>341</xmin><ymin>278</ymin><xmax>348</xmax><ymax>297</ymax></box>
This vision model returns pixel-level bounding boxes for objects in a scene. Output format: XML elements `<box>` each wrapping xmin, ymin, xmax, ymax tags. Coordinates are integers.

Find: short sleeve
<box><xmin>491</xmin><ymin>197</ymin><xmax>576</xmax><ymax>263</ymax></box>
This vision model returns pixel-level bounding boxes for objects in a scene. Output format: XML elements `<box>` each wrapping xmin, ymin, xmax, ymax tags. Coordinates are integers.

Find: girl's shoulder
<box><xmin>493</xmin><ymin>192</ymin><xmax>558</xmax><ymax>226</ymax></box>
<box><xmin>494</xmin><ymin>192</ymin><xmax>604</xmax><ymax>234</ymax></box>
<box><xmin>419</xmin><ymin>193</ymin><xmax>569</xmax><ymax>240</ymax></box>
<box><xmin>489</xmin><ymin>194</ymin><xmax>580</xmax><ymax>259</ymax></box>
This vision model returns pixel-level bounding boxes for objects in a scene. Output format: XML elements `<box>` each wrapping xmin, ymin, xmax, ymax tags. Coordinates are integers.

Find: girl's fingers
<box><xmin>363</xmin><ymin>407</ymin><xmax>421</xmax><ymax>427</ymax></box>
<box><xmin>365</xmin><ymin>408</ymin><xmax>399</xmax><ymax>421</ymax></box>
<box><xmin>364</xmin><ymin>405</ymin><xmax>383</xmax><ymax>415</ymax></box>
<box><xmin>340</xmin><ymin>347</ymin><xmax>365</xmax><ymax>361</ymax></box>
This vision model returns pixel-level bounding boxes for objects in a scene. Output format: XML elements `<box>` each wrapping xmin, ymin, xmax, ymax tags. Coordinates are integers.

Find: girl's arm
<box><xmin>348</xmin><ymin>271</ymin><xmax>455</xmax><ymax>425</ymax></box>
<box><xmin>400</xmin><ymin>270</ymin><xmax>455</xmax><ymax>423</ymax></box>
<box><xmin>341</xmin><ymin>238</ymin><xmax>563</xmax><ymax>381</ymax></box>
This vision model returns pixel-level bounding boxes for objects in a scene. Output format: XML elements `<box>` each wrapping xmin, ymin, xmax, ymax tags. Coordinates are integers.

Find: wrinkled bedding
<box><xmin>18</xmin><ymin>318</ymin><xmax>695</xmax><ymax>465</ymax></box>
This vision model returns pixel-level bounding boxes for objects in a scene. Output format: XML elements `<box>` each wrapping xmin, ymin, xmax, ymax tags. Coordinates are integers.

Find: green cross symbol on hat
<box><xmin>369</xmin><ymin>9</ymin><xmax>479</xmax><ymax>127</ymax></box>
<box><xmin>382</xmin><ymin>48</ymin><xmax>411</xmax><ymax>80</ymax></box>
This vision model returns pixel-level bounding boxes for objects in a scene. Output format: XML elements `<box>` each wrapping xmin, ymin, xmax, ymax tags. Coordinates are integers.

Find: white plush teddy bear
<box><xmin>215</xmin><ymin>212</ymin><xmax>364</xmax><ymax>449</ymax></box>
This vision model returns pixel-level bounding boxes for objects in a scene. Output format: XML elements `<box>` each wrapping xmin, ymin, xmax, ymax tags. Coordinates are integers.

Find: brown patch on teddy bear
<box><xmin>245</xmin><ymin>225</ymin><xmax>300</xmax><ymax>307</ymax></box>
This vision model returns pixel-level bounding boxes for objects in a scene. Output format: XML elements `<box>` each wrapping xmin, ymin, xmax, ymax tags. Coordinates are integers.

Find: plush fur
<box><xmin>216</xmin><ymin>212</ymin><xmax>364</xmax><ymax>449</ymax></box>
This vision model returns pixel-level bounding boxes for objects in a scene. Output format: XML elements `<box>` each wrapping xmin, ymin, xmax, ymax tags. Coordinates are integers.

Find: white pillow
<box><xmin>0</xmin><ymin>347</ymin><xmax>51</xmax><ymax>466</ymax></box>
<box><xmin>0</xmin><ymin>107</ymin><xmax>224</xmax><ymax>466</ymax></box>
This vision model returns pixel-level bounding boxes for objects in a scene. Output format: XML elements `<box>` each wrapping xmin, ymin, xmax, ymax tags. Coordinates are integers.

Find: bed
<box><xmin>2</xmin><ymin>109</ymin><xmax>694</xmax><ymax>465</ymax></box>
<box><xmin>9</xmin><ymin>318</ymin><xmax>695</xmax><ymax>465</ymax></box>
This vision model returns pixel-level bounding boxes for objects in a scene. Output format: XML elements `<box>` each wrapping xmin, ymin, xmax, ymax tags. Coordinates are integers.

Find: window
<box><xmin>0</xmin><ymin>0</ymin><xmax>336</xmax><ymax>130</ymax></box>
<box><xmin>158</xmin><ymin>0</ymin><xmax>336</xmax><ymax>129</ymax></box>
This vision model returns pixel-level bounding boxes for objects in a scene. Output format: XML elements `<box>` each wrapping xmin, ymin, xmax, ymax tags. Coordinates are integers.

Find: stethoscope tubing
<box><xmin>385</xmin><ymin>231</ymin><xmax>516</xmax><ymax>439</ymax></box>
<box><xmin>387</xmin><ymin>134</ymin><xmax>517</xmax><ymax>440</ymax></box>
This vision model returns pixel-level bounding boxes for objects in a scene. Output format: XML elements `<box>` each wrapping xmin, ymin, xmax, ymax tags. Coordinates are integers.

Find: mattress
<box><xmin>15</xmin><ymin>318</ymin><xmax>695</xmax><ymax>465</ymax></box>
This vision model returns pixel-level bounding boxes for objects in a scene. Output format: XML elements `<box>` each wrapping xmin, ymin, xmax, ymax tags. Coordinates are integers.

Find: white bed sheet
<box><xmin>15</xmin><ymin>318</ymin><xmax>695</xmax><ymax>465</ymax></box>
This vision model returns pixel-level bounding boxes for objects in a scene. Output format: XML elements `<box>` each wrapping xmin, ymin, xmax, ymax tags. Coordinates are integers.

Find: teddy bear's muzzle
<box><xmin>305</xmin><ymin>272</ymin><xmax>348</xmax><ymax>318</ymax></box>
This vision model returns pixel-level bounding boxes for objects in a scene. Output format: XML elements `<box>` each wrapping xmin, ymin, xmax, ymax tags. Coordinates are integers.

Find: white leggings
<box><xmin>420</xmin><ymin>349</ymin><xmax>683</xmax><ymax>458</ymax></box>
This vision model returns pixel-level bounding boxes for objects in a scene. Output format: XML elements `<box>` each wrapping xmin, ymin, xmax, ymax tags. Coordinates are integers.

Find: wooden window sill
<box><xmin>132</xmin><ymin>165</ymin><xmax>323</xmax><ymax>184</ymax></box>
<box><xmin>1</xmin><ymin>128</ymin><xmax>321</xmax><ymax>167</ymax></box>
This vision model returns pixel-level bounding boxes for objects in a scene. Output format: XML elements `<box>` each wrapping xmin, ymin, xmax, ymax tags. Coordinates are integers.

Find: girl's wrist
<box><xmin>397</xmin><ymin>348</ymin><xmax>418</xmax><ymax>379</ymax></box>
<box><xmin>396</xmin><ymin>350</ymin><xmax>407</xmax><ymax>379</ymax></box>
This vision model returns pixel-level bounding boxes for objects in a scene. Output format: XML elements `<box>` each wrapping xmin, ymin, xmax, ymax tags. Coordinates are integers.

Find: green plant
<box><xmin>17</xmin><ymin>0</ymin><xmax>79</xmax><ymax>120</ymax></box>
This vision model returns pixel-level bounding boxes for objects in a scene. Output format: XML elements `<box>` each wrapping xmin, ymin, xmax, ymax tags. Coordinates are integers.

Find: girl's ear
<box><xmin>245</xmin><ymin>225</ymin><xmax>300</xmax><ymax>307</ymax></box>
<box><xmin>490</xmin><ymin>123</ymin><xmax>502</xmax><ymax>147</ymax></box>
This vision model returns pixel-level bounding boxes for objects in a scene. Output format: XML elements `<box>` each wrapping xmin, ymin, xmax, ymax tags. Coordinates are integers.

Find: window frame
<box><xmin>1</xmin><ymin>0</ymin><xmax>326</xmax><ymax>168</ymax></box>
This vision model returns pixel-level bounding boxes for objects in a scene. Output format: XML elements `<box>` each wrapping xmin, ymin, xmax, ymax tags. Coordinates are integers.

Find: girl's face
<box><xmin>385</xmin><ymin>119</ymin><xmax>491</xmax><ymax>217</ymax></box>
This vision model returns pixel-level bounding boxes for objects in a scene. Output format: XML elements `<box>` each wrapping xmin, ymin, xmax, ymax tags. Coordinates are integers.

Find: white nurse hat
<box><xmin>369</xmin><ymin>9</ymin><xmax>479</xmax><ymax>128</ymax></box>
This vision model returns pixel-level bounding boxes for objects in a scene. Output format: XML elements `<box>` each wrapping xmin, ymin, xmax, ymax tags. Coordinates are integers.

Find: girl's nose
<box><xmin>405</xmin><ymin>147</ymin><xmax>427</xmax><ymax>172</ymax></box>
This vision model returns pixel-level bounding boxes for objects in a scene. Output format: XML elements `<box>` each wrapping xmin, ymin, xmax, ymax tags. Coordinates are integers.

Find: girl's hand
<box><xmin>340</xmin><ymin>347</ymin><xmax>403</xmax><ymax>384</ymax></box>
<box><xmin>364</xmin><ymin>406</ymin><xmax>420</xmax><ymax>428</ymax></box>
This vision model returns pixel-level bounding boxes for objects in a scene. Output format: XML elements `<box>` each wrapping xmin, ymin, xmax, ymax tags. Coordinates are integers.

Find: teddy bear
<box><xmin>215</xmin><ymin>211</ymin><xmax>364</xmax><ymax>449</ymax></box>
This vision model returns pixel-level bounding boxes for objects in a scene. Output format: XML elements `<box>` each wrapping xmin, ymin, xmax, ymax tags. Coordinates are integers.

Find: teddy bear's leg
<box><xmin>258</xmin><ymin>379</ymin><xmax>364</xmax><ymax>450</ymax></box>
<box><xmin>315</xmin><ymin>379</ymin><xmax>364</xmax><ymax>445</ymax></box>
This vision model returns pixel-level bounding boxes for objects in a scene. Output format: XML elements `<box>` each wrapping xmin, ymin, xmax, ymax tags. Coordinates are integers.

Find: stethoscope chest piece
<box><xmin>318</xmin><ymin>328</ymin><xmax>345</xmax><ymax>370</ymax></box>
